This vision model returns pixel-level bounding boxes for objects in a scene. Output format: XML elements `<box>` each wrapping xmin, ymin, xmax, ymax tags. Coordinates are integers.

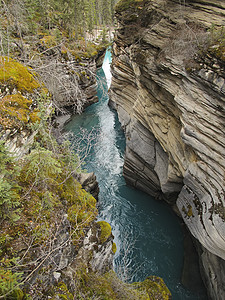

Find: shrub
<box><xmin>0</xmin><ymin>141</ymin><xmax>20</xmax><ymax>221</ymax></box>
<box><xmin>204</xmin><ymin>25</ymin><xmax>225</xmax><ymax>61</ymax></box>
<box><xmin>0</xmin><ymin>258</ymin><xmax>24</xmax><ymax>300</ymax></box>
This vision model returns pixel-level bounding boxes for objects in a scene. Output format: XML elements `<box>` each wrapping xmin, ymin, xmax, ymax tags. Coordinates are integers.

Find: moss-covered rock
<box><xmin>67</xmin><ymin>189</ymin><xmax>98</xmax><ymax>245</ymax></box>
<box><xmin>0</xmin><ymin>57</ymin><xmax>49</xmax><ymax>132</ymax></box>
<box><xmin>0</xmin><ymin>56</ymin><xmax>40</xmax><ymax>93</ymax></box>
<box><xmin>112</xmin><ymin>242</ymin><xmax>117</xmax><ymax>254</ymax></box>
<box><xmin>0</xmin><ymin>94</ymin><xmax>40</xmax><ymax>130</ymax></box>
<box><xmin>61</xmin><ymin>267</ymin><xmax>171</xmax><ymax>300</ymax></box>
<box><xmin>97</xmin><ymin>221</ymin><xmax>112</xmax><ymax>244</ymax></box>
<box><xmin>133</xmin><ymin>276</ymin><xmax>172</xmax><ymax>299</ymax></box>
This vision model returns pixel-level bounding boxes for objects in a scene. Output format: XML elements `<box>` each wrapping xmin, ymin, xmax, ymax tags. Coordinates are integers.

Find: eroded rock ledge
<box><xmin>110</xmin><ymin>0</ymin><xmax>225</xmax><ymax>298</ymax></box>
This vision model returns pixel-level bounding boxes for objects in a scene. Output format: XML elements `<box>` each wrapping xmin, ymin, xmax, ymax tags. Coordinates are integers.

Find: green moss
<box><xmin>0</xmin><ymin>56</ymin><xmax>40</xmax><ymax>93</ymax></box>
<box><xmin>55</xmin><ymin>282</ymin><xmax>74</xmax><ymax>300</ymax></box>
<box><xmin>112</xmin><ymin>242</ymin><xmax>117</xmax><ymax>254</ymax></box>
<box><xmin>51</xmin><ymin>264</ymin><xmax>171</xmax><ymax>300</ymax></box>
<box><xmin>6</xmin><ymin>140</ymin><xmax>98</xmax><ymax>248</ymax></box>
<box><xmin>133</xmin><ymin>276</ymin><xmax>171</xmax><ymax>299</ymax></box>
<box><xmin>8</xmin><ymin>288</ymin><xmax>24</xmax><ymax>300</ymax></box>
<box><xmin>40</xmin><ymin>35</ymin><xmax>58</xmax><ymax>48</ymax></box>
<box><xmin>0</xmin><ymin>94</ymin><xmax>37</xmax><ymax>129</ymax></box>
<box><xmin>15</xmin><ymin>146</ymin><xmax>98</xmax><ymax>245</ymax></box>
<box><xmin>85</xmin><ymin>270</ymin><xmax>153</xmax><ymax>299</ymax></box>
<box><xmin>65</xmin><ymin>40</ymin><xmax>108</xmax><ymax>61</ymax></box>
<box><xmin>29</xmin><ymin>109</ymin><xmax>41</xmax><ymax>124</ymax></box>
<box><xmin>97</xmin><ymin>221</ymin><xmax>112</xmax><ymax>244</ymax></box>
<box><xmin>86</xmin><ymin>272</ymin><xmax>116</xmax><ymax>299</ymax></box>
<box><xmin>66</xmin><ymin>188</ymin><xmax>97</xmax><ymax>245</ymax></box>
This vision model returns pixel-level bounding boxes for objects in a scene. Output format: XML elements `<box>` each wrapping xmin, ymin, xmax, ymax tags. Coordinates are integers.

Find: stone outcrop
<box><xmin>110</xmin><ymin>0</ymin><xmax>225</xmax><ymax>298</ymax></box>
<box><xmin>27</xmin><ymin>221</ymin><xmax>115</xmax><ymax>298</ymax></box>
<box><xmin>78</xmin><ymin>172</ymin><xmax>100</xmax><ymax>200</ymax></box>
<box><xmin>33</xmin><ymin>54</ymin><xmax>99</xmax><ymax>116</ymax></box>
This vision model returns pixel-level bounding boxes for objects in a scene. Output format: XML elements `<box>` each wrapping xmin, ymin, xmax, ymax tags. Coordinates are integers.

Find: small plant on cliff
<box><xmin>201</xmin><ymin>24</ymin><xmax>225</xmax><ymax>61</ymax></box>
<box><xmin>0</xmin><ymin>257</ymin><xmax>25</xmax><ymax>299</ymax></box>
<box><xmin>0</xmin><ymin>141</ymin><xmax>20</xmax><ymax>222</ymax></box>
<box><xmin>24</xmin><ymin>147</ymin><xmax>62</xmax><ymax>182</ymax></box>
<box><xmin>161</xmin><ymin>23</ymin><xmax>207</xmax><ymax>61</ymax></box>
<box><xmin>161</xmin><ymin>22</ymin><xmax>225</xmax><ymax>70</ymax></box>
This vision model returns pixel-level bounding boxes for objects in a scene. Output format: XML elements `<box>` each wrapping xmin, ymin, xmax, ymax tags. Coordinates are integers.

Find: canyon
<box><xmin>0</xmin><ymin>45</ymin><xmax>171</xmax><ymax>299</ymax></box>
<box><xmin>110</xmin><ymin>0</ymin><xmax>225</xmax><ymax>299</ymax></box>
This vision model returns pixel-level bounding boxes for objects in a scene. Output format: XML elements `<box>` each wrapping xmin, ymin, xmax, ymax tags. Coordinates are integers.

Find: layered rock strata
<box><xmin>110</xmin><ymin>0</ymin><xmax>225</xmax><ymax>298</ymax></box>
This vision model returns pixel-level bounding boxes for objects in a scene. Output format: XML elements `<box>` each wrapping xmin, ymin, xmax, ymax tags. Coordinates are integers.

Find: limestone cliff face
<box><xmin>110</xmin><ymin>0</ymin><xmax>225</xmax><ymax>298</ymax></box>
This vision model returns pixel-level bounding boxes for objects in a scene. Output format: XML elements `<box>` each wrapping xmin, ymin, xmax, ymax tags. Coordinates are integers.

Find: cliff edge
<box><xmin>110</xmin><ymin>0</ymin><xmax>225</xmax><ymax>298</ymax></box>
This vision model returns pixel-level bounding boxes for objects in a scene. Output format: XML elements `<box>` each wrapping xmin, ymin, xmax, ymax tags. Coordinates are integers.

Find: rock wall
<box><xmin>110</xmin><ymin>0</ymin><xmax>225</xmax><ymax>298</ymax></box>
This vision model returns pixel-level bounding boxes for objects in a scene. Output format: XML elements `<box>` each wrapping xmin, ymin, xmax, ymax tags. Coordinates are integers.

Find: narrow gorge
<box><xmin>1</xmin><ymin>0</ymin><xmax>225</xmax><ymax>298</ymax></box>
<box><xmin>110</xmin><ymin>0</ymin><xmax>225</xmax><ymax>299</ymax></box>
<box><xmin>66</xmin><ymin>48</ymin><xmax>207</xmax><ymax>299</ymax></box>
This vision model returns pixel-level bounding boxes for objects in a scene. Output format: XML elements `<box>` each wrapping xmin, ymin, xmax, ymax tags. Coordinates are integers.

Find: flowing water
<box><xmin>65</xmin><ymin>50</ymin><xmax>207</xmax><ymax>299</ymax></box>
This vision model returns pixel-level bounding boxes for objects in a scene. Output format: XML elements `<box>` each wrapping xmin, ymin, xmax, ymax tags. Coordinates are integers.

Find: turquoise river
<box><xmin>65</xmin><ymin>50</ymin><xmax>208</xmax><ymax>300</ymax></box>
